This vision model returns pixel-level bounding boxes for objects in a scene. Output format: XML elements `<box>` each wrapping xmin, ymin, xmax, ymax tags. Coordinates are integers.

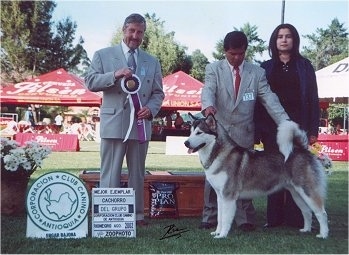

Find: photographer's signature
<box><xmin>159</xmin><ymin>224</ymin><xmax>190</xmax><ymax>240</ymax></box>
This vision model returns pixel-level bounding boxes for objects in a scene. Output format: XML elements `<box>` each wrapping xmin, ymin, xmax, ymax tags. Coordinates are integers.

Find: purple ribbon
<box><xmin>131</xmin><ymin>93</ymin><xmax>147</xmax><ymax>143</ymax></box>
<box><xmin>121</xmin><ymin>75</ymin><xmax>146</xmax><ymax>144</ymax></box>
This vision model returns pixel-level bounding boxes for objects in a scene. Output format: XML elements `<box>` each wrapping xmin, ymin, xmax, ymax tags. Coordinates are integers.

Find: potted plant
<box><xmin>1</xmin><ymin>138</ymin><xmax>51</xmax><ymax>215</ymax></box>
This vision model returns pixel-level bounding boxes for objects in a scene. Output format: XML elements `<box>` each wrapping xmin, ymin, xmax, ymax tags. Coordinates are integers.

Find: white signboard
<box><xmin>26</xmin><ymin>171</ymin><xmax>89</xmax><ymax>239</ymax></box>
<box><xmin>92</xmin><ymin>188</ymin><xmax>136</xmax><ymax>238</ymax></box>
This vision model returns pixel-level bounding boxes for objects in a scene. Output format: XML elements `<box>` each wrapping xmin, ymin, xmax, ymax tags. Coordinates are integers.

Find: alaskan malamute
<box><xmin>184</xmin><ymin>114</ymin><xmax>328</xmax><ymax>239</ymax></box>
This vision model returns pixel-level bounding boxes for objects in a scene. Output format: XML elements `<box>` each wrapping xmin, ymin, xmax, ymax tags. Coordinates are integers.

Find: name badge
<box><xmin>243</xmin><ymin>92</ymin><xmax>254</xmax><ymax>101</ymax></box>
<box><xmin>141</xmin><ymin>67</ymin><xmax>146</xmax><ymax>76</ymax></box>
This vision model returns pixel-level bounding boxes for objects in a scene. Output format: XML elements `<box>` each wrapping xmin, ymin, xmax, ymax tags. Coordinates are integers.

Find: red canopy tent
<box><xmin>0</xmin><ymin>68</ymin><xmax>101</xmax><ymax>107</ymax></box>
<box><xmin>161</xmin><ymin>71</ymin><xmax>203</xmax><ymax>111</ymax></box>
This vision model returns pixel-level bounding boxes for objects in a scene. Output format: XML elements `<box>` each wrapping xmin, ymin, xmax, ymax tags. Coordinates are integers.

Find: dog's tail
<box><xmin>277</xmin><ymin>120</ymin><xmax>308</xmax><ymax>161</ymax></box>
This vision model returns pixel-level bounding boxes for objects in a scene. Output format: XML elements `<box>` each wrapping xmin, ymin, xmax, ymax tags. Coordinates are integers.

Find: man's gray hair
<box><xmin>123</xmin><ymin>13</ymin><xmax>146</xmax><ymax>31</ymax></box>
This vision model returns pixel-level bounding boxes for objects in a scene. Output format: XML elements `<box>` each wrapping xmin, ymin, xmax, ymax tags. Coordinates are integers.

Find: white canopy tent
<box><xmin>316</xmin><ymin>57</ymin><xmax>349</xmax><ymax>103</ymax></box>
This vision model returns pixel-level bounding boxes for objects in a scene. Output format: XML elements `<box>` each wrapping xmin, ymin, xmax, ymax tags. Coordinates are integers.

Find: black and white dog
<box><xmin>184</xmin><ymin>114</ymin><xmax>329</xmax><ymax>239</ymax></box>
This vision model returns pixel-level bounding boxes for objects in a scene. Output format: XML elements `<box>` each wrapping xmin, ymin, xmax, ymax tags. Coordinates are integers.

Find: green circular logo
<box><xmin>26</xmin><ymin>171</ymin><xmax>89</xmax><ymax>231</ymax></box>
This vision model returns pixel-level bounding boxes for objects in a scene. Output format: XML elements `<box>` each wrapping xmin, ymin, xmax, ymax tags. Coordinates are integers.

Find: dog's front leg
<box><xmin>211</xmin><ymin>195</ymin><xmax>223</xmax><ymax>236</ymax></box>
<box><xmin>214</xmin><ymin>198</ymin><xmax>236</xmax><ymax>238</ymax></box>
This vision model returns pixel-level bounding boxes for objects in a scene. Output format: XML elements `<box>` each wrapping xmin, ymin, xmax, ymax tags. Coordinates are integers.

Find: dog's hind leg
<box><xmin>304</xmin><ymin>190</ymin><xmax>329</xmax><ymax>238</ymax></box>
<box><xmin>287</xmin><ymin>187</ymin><xmax>312</xmax><ymax>232</ymax></box>
<box><xmin>314</xmin><ymin>209</ymin><xmax>329</xmax><ymax>239</ymax></box>
<box><xmin>213</xmin><ymin>198</ymin><xmax>236</xmax><ymax>238</ymax></box>
<box><xmin>292</xmin><ymin>186</ymin><xmax>329</xmax><ymax>238</ymax></box>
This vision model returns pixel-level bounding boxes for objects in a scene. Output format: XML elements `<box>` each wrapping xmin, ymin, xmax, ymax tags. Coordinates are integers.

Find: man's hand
<box><xmin>204</xmin><ymin>106</ymin><xmax>217</xmax><ymax>117</ymax></box>
<box><xmin>114</xmin><ymin>68</ymin><xmax>134</xmax><ymax>80</ymax></box>
<box><xmin>137</xmin><ymin>107</ymin><xmax>152</xmax><ymax>120</ymax></box>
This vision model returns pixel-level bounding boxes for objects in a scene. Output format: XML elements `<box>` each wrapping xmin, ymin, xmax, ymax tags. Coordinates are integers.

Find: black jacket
<box><xmin>255</xmin><ymin>57</ymin><xmax>319</xmax><ymax>145</ymax></box>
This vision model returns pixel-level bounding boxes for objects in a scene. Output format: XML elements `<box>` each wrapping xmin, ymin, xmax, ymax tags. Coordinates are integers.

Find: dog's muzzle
<box><xmin>184</xmin><ymin>140</ymin><xmax>205</xmax><ymax>154</ymax></box>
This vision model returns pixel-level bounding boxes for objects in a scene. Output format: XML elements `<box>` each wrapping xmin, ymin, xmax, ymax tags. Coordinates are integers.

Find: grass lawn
<box><xmin>1</xmin><ymin>141</ymin><xmax>348</xmax><ymax>254</ymax></box>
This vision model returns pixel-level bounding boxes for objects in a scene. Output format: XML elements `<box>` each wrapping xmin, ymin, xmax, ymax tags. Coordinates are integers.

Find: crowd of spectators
<box><xmin>1</xmin><ymin>119</ymin><xmax>98</xmax><ymax>141</ymax></box>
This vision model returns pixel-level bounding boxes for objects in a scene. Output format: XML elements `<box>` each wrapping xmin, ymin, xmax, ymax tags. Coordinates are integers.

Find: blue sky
<box><xmin>52</xmin><ymin>0</ymin><xmax>348</xmax><ymax>61</ymax></box>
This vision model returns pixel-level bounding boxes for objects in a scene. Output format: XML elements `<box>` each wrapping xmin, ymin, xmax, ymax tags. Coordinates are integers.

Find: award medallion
<box><xmin>121</xmin><ymin>75</ymin><xmax>141</xmax><ymax>94</ymax></box>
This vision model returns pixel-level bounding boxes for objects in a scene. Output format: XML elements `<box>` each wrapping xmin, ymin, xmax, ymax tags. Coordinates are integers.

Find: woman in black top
<box><xmin>255</xmin><ymin>23</ymin><xmax>320</xmax><ymax>228</ymax></box>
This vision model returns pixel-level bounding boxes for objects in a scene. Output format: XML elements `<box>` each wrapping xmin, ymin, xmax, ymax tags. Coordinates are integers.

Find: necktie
<box><xmin>234</xmin><ymin>66</ymin><xmax>241</xmax><ymax>99</ymax></box>
<box><xmin>128</xmin><ymin>49</ymin><xmax>137</xmax><ymax>73</ymax></box>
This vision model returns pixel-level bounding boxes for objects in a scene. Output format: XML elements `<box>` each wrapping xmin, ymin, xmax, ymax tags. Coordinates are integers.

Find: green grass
<box><xmin>1</xmin><ymin>141</ymin><xmax>348</xmax><ymax>254</ymax></box>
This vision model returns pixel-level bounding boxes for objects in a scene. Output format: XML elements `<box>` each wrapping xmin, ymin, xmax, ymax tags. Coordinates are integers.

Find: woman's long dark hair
<box><xmin>268</xmin><ymin>23</ymin><xmax>301</xmax><ymax>60</ymax></box>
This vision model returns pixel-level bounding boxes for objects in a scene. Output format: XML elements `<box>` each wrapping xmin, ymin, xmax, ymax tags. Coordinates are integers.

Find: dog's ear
<box><xmin>205</xmin><ymin>114</ymin><xmax>217</xmax><ymax>131</ymax></box>
<box><xmin>188</xmin><ymin>112</ymin><xmax>195</xmax><ymax>120</ymax></box>
<box><xmin>188</xmin><ymin>112</ymin><xmax>197</xmax><ymax>124</ymax></box>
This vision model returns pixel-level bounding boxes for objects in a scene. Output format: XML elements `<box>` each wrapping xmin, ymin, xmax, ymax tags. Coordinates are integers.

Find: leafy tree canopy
<box><xmin>302</xmin><ymin>18</ymin><xmax>348</xmax><ymax>71</ymax></box>
<box><xmin>1</xmin><ymin>0</ymin><xmax>89</xmax><ymax>82</ymax></box>
<box><xmin>190</xmin><ymin>49</ymin><xmax>209</xmax><ymax>82</ymax></box>
<box><xmin>212</xmin><ymin>23</ymin><xmax>267</xmax><ymax>63</ymax></box>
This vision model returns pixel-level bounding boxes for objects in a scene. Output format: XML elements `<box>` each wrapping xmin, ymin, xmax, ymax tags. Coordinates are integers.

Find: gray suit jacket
<box><xmin>201</xmin><ymin>60</ymin><xmax>289</xmax><ymax>148</ymax></box>
<box><xmin>85</xmin><ymin>44</ymin><xmax>165</xmax><ymax>140</ymax></box>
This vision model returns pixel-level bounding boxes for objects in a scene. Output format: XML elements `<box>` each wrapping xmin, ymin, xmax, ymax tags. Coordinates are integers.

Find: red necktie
<box><xmin>234</xmin><ymin>66</ymin><xmax>241</xmax><ymax>99</ymax></box>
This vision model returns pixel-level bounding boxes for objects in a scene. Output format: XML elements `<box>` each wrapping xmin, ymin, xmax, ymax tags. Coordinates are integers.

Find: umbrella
<box><xmin>316</xmin><ymin>57</ymin><xmax>349</xmax><ymax>103</ymax></box>
<box><xmin>161</xmin><ymin>71</ymin><xmax>203</xmax><ymax>111</ymax></box>
<box><xmin>1</xmin><ymin>68</ymin><xmax>102</xmax><ymax>106</ymax></box>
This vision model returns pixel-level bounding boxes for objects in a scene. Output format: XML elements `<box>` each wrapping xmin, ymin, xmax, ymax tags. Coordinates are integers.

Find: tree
<box><xmin>327</xmin><ymin>104</ymin><xmax>349</xmax><ymax>131</ymax></box>
<box><xmin>212</xmin><ymin>40</ymin><xmax>225</xmax><ymax>61</ymax></box>
<box><xmin>190</xmin><ymin>49</ymin><xmax>209</xmax><ymax>82</ymax></box>
<box><xmin>212</xmin><ymin>23</ymin><xmax>267</xmax><ymax>63</ymax></box>
<box><xmin>23</xmin><ymin>1</ymin><xmax>56</xmax><ymax>75</ymax></box>
<box><xmin>236</xmin><ymin>23</ymin><xmax>267</xmax><ymax>63</ymax></box>
<box><xmin>45</xmin><ymin>17</ymin><xmax>89</xmax><ymax>75</ymax></box>
<box><xmin>0</xmin><ymin>1</ymin><xmax>89</xmax><ymax>82</ymax></box>
<box><xmin>0</xmin><ymin>1</ymin><xmax>32</xmax><ymax>82</ymax></box>
<box><xmin>111</xmin><ymin>13</ymin><xmax>189</xmax><ymax>76</ymax></box>
<box><xmin>302</xmin><ymin>18</ymin><xmax>348</xmax><ymax>71</ymax></box>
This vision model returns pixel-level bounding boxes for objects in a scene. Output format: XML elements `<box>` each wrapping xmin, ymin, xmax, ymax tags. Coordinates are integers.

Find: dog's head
<box><xmin>184</xmin><ymin>113</ymin><xmax>218</xmax><ymax>154</ymax></box>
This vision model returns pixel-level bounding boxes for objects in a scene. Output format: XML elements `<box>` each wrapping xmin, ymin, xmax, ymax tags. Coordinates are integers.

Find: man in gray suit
<box><xmin>199</xmin><ymin>31</ymin><xmax>289</xmax><ymax>231</ymax></box>
<box><xmin>85</xmin><ymin>13</ymin><xmax>165</xmax><ymax>226</ymax></box>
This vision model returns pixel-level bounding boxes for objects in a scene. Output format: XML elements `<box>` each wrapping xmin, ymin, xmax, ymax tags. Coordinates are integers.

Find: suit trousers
<box><xmin>259</xmin><ymin>131</ymin><xmax>304</xmax><ymax>228</ymax></box>
<box><xmin>202</xmin><ymin>179</ymin><xmax>256</xmax><ymax>226</ymax></box>
<box><xmin>100</xmin><ymin>138</ymin><xmax>149</xmax><ymax>221</ymax></box>
<box><xmin>266</xmin><ymin>189</ymin><xmax>304</xmax><ymax>228</ymax></box>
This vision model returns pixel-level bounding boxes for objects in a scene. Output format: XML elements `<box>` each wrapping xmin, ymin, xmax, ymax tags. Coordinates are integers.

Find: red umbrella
<box><xmin>0</xmin><ymin>68</ymin><xmax>102</xmax><ymax>106</ymax></box>
<box><xmin>161</xmin><ymin>71</ymin><xmax>203</xmax><ymax>111</ymax></box>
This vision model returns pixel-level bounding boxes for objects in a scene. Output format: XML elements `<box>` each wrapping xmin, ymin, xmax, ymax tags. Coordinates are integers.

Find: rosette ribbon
<box><xmin>120</xmin><ymin>74</ymin><xmax>147</xmax><ymax>143</ymax></box>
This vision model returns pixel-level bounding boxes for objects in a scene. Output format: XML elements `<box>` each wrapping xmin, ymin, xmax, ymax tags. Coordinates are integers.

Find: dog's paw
<box><xmin>210</xmin><ymin>231</ymin><xmax>219</xmax><ymax>236</ymax></box>
<box><xmin>299</xmin><ymin>228</ymin><xmax>311</xmax><ymax>233</ymax></box>
<box><xmin>213</xmin><ymin>233</ymin><xmax>228</xmax><ymax>238</ymax></box>
<box><xmin>316</xmin><ymin>233</ymin><xmax>328</xmax><ymax>239</ymax></box>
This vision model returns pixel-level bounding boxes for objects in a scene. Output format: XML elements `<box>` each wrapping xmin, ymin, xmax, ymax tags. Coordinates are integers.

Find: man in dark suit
<box><xmin>85</xmin><ymin>13</ymin><xmax>165</xmax><ymax>226</ymax></box>
<box><xmin>200</xmin><ymin>31</ymin><xmax>289</xmax><ymax>231</ymax></box>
